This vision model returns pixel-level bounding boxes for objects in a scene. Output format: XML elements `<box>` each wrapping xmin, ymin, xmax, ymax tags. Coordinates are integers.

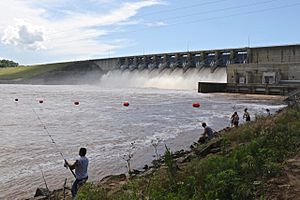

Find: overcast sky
<box><xmin>0</xmin><ymin>0</ymin><xmax>299</xmax><ymax>65</ymax></box>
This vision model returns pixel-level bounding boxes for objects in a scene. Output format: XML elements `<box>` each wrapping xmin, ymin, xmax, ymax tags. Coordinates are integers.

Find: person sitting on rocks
<box><xmin>198</xmin><ymin>122</ymin><xmax>214</xmax><ymax>144</ymax></box>
<box><xmin>65</xmin><ymin>147</ymin><xmax>89</xmax><ymax>198</ymax></box>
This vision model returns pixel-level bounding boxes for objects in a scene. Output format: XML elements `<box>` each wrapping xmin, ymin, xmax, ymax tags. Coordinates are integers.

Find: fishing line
<box><xmin>31</xmin><ymin>106</ymin><xmax>65</xmax><ymax>159</ymax></box>
<box><xmin>30</xmin><ymin>103</ymin><xmax>76</xmax><ymax>178</ymax></box>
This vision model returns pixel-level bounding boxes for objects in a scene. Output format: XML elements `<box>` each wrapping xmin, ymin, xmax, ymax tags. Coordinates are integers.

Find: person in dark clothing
<box><xmin>243</xmin><ymin>108</ymin><xmax>251</xmax><ymax>122</ymax></box>
<box><xmin>266</xmin><ymin>108</ymin><xmax>271</xmax><ymax>116</ymax></box>
<box><xmin>231</xmin><ymin>112</ymin><xmax>239</xmax><ymax>127</ymax></box>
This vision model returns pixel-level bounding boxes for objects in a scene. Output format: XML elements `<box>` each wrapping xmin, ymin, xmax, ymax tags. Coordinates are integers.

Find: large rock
<box><xmin>34</xmin><ymin>188</ymin><xmax>50</xmax><ymax>197</ymax></box>
<box><xmin>194</xmin><ymin>139</ymin><xmax>223</xmax><ymax>157</ymax></box>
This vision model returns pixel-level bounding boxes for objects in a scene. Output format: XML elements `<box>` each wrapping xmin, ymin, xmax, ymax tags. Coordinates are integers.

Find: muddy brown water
<box><xmin>0</xmin><ymin>84</ymin><xmax>286</xmax><ymax>199</ymax></box>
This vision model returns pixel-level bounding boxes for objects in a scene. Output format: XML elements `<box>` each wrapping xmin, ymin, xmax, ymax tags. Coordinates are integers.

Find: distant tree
<box><xmin>0</xmin><ymin>59</ymin><xmax>19</xmax><ymax>68</ymax></box>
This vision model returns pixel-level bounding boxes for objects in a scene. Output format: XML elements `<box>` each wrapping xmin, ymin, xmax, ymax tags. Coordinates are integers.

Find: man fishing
<box><xmin>65</xmin><ymin>147</ymin><xmax>89</xmax><ymax>198</ymax></box>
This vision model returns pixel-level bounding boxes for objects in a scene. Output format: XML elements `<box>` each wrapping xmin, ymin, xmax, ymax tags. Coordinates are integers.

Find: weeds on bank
<box><xmin>121</xmin><ymin>142</ymin><xmax>136</xmax><ymax>175</ymax></box>
<box><xmin>151</xmin><ymin>138</ymin><xmax>163</xmax><ymax>159</ymax></box>
<box><xmin>76</xmin><ymin>104</ymin><xmax>300</xmax><ymax>200</ymax></box>
<box><xmin>75</xmin><ymin>183</ymin><xmax>108</xmax><ymax>200</ymax></box>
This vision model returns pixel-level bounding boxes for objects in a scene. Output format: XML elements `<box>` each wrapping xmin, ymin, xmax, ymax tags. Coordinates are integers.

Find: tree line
<box><xmin>0</xmin><ymin>59</ymin><xmax>19</xmax><ymax>68</ymax></box>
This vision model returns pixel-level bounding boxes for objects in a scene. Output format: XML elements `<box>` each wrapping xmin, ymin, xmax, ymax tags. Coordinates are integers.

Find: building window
<box><xmin>239</xmin><ymin>76</ymin><xmax>246</xmax><ymax>84</ymax></box>
<box><xmin>262</xmin><ymin>72</ymin><xmax>276</xmax><ymax>84</ymax></box>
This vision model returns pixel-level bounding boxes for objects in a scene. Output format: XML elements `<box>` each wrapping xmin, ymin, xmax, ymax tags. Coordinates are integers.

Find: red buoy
<box><xmin>123</xmin><ymin>102</ymin><xmax>129</xmax><ymax>107</ymax></box>
<box><xmin>74</xmin><ymin>101</ymin><xmax>80</xmax><ymax>106</ymax></box>
<box><xmin>39</xmin><ymin>100</ymin><xmax>44</xmax><ymax>104</ymax></box>
<box><xmin>192</xmin><ymin>102</ymin><xmax>200</xmax><ymax>108</ymax></box>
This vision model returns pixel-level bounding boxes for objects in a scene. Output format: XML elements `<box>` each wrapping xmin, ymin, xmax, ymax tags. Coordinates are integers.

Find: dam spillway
<box><xmin>91</xmin><ymin>47</ymin><xmax>250</xmax><ymax>73</ymax></box>
<box><xmin>87</xmin><ymin>44</ymin><xmax>300</xmax><ymax>95</ymax></box>
<box><xmin>116</xmin><ymin>50</ymin><xmax>247</xmax><ymax>73</ymax></box>
<box><xmin>90</xmin><ymin>44</ymin><xmax>300</xmax><ymax>75</ymax></box>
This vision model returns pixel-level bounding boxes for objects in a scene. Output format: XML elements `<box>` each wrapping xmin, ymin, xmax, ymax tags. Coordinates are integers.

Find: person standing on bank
<box><xmin>266</xmin><ymin>108</ymin><xmax>271</xmax><ymax>116</ymax></box>
<box><xmin>243</xmin><ymin>108</ymin><xmax>251</xmax><ymax>122</ymax></box>
<box><xmin>65</xmin><ymin>147</ymin><xmax>89</xmax><ymax>198</ymax></box>
<box><xmin>231</xmin><ymin>112</ymin><xmax>239</xmax><ymax>127</ymax></box>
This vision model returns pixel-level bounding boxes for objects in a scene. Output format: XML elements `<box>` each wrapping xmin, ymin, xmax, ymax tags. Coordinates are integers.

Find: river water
<box><xmin>0</xmin><ymin>69</ymin><xmax>286</xmax><ymax>199</ymax></box>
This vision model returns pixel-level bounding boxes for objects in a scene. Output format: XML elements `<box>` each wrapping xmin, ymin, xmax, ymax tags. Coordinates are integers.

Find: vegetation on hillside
<box><xmin>0</xmin><ymin>63</ymin><xmax>71</xmax><ymax>80</ymax></box>
<box><xmin>75</xmin><ymin>103</ymin><xmax>300</xmax><ymax>200</ymax></box>
<box><xmin>0</xmin><ymin>59</ymin><xmax>19</xmax><ymax>68</ymax></box>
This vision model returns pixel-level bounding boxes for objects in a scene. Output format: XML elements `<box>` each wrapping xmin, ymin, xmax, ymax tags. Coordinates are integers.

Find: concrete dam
<box><xmin>91</xmin><ymin>47</ymin><xmax>250</xmax><ymax>73</ymax></box>
<box><xmin>86</xmin><ymin>44</ymin><xmax>300</xmax><ymax>95</ymax></box>
<box><xmin>15</xmin><ymin>44</ymin><xmax>300</xmax><ymax>95</ymax></box>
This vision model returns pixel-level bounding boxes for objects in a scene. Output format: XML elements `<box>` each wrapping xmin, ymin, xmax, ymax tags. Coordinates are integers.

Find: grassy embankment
<box><xmin>0</xmin><ymin>63</ymin><xmax>71</xmax><ymax>80</ymax></box>
<box><xmin>76</xmin><ymin>103</ymin><xmax>300</xmax><ymax>200</ymax></box>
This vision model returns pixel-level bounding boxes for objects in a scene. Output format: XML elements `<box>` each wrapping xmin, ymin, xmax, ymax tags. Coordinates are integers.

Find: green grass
<box><xmin>0</xmin><ymin>63</ymin><xmax>71</xmax><ymax>80</ymax></box>
<box><xmin>76</xmin><ymin>104</ymin><xmax>300</xmax><ymax>200</ymax></box>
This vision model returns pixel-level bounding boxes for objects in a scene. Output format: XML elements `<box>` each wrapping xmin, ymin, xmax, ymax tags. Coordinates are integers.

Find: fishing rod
<box><xmin>39</xmin><ymin>165</ymin><xmax>49</xmax><ymax>191</ymax></box>
<box><xmin>31</xmin><ymin>105</ymin><xmax>76</xmax><ymax>178</ymax></box>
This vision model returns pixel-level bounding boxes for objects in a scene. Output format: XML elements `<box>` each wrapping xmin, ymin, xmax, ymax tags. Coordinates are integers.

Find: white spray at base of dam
<box><xmin>98</xmin><ymin>68</ymin><xmax>227</xmax><ymax>90</ymax></box>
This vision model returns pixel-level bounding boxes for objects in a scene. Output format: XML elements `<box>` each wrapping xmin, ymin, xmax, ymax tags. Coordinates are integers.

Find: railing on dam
<box><xmin>117</xmin><ymin>48</ymin><xmax>249</xmax><ymax>72</ymax></box>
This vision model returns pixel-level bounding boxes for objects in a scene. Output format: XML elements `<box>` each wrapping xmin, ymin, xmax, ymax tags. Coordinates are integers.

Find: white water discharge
<box><xmin>99</xmin><ymin>68</ymin><xmax>227</xmax><ymax>90</ymax></box>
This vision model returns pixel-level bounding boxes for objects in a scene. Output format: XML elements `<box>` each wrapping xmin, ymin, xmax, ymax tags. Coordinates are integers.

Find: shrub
<box><xmin>75</xmin><ymin>183</ymin><xmax>108</xmax><ymax>200</ymax></box>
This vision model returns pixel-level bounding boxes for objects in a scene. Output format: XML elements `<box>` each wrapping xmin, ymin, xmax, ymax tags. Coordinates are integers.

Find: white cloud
<box><xmin>87</xmin><ymin>1</ymin><xmax>162</xmax><ymax>26</ymax></box>
<box><xmin>146</xmin><ymin>21</ymin><xmax>168</xmax><ymax>27</ymax></box>
<box><xmin>1</xmin><ymin>20</ymin><xmax>45</xmax><ymax>50</ymax></box>
<box><xmin>0</xmin><ymin>1</ymin><xmax>46</xmax><ymax>29</ymax></box>
<box><xmin>0</xmin><ymin>0</ymin><xmax>165</xmax><ymax>62</ymax></box>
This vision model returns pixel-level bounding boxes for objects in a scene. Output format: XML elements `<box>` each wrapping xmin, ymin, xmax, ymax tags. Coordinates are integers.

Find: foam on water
<box><xmin>99</xmin><ymin>68</ymin><xmax>227</xmax><ymax>90</ymax></box>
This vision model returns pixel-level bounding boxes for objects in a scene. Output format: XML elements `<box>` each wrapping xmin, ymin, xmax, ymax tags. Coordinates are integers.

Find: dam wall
<box><xmin>92</xmin><ymin>58</ymin><xmax>119</xmax><ymax>71</ymax></box>
<box><xmin>249</xmin><ymin>44</ymin><xmax>300</xmax><ymax>64</ymax></box>
<box><xmin>224</xmin><ymin>45</ymin><xmax>300</xmax><ymax>95</ymax></box>
<box><xmin>84</xmin><ymin>44</ymin><xmax>300</xmax><ymax>95</ymax></box>
<box><xmin>5</xmin><ymin>44</ymin><xmax>298</xmax><ymax>92</ymax></box>
<box><xmin>90</xmin><ymin>48</ymin><xmax>250</xmax><ymax>73</ymax></box>
<box><xmin>90</xmin><ymin>44</ymin><xmax>300</xmax><ymax>81</ymax></box>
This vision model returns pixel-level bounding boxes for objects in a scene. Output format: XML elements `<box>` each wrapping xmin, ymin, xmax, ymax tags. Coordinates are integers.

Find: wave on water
<box><xmin>98</xmin><ymin>68</ymin><xmax>227</xmax><ymax>90</ymax></box>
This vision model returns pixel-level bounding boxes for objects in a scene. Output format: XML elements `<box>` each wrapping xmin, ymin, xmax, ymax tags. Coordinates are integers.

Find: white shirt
<box><xmin>75</xmin><ymin>156</ymin><xmax>89</xmax><ymax>180</ymax></box>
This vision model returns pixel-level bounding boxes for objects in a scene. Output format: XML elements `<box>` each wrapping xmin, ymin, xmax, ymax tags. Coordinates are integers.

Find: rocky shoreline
<box><xmin>27</xmin><ymin>126</ymin><xmax>234</xmax><ymax>200</ymax></box>
<box><xmin>28</xmin><ymin>102</ymin><xmax>300</xmax><ymax>200</ymax></box>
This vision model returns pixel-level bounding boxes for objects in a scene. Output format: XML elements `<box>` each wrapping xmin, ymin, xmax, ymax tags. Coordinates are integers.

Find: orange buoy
<box><xmin>192</xmin><ymin>102</ymin><xmax>200</xmax><ymax>108</ymax></box>
<box><xmin>39</xmin><ymin>100</ymin><xmax>44</xmax><ymax>104</ymax></box>
<box><xmin>74</xmin><ymin>101</ymin><xmax>80</xmax><ymax>106</ymax></box>
<box><xmin>123</xmin><ymin>102</ymin><xmax>129</xmax><ymax>107</ymax></box>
